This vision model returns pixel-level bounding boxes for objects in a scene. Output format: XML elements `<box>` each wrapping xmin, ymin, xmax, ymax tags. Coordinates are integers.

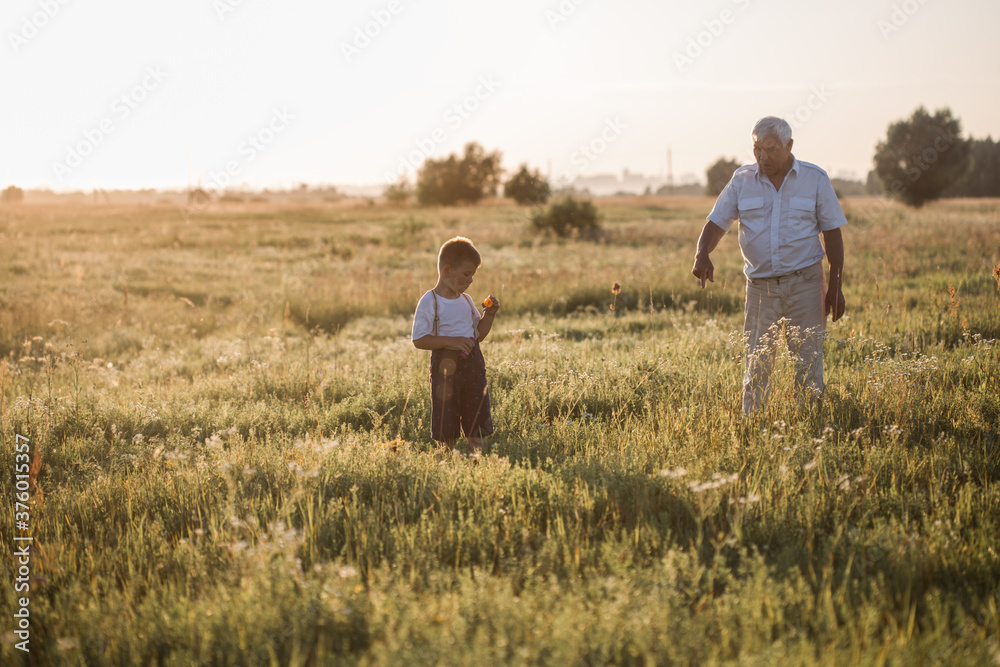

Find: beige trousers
<box><xmin>742</xmin><ymin>261</ymin><xmax>825</xmax><ymax>415</ymax></box>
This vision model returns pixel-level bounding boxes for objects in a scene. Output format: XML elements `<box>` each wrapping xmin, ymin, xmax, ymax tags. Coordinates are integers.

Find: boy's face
<box><xmin>441</xmin><ymin>260</ymin><xmax>478</xmax><ymax>295</ymax></box>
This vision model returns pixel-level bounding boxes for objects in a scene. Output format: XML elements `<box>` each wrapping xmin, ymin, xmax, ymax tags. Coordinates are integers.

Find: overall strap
<box><xmin>430</xmin><ymin>291</ymin><xmax>439</xmax><ymax>337</ymax></box>
<box><xmin>463</xmin><ymin>293</ymin><xmax>478</xmax><ymax>340</ymax></box>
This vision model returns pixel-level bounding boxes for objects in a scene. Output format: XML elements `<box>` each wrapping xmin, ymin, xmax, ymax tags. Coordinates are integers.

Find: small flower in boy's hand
<box><xmin>483</xmin><ymin>296</ymin><xmax>495</xmax><ymax>309</ymax></box>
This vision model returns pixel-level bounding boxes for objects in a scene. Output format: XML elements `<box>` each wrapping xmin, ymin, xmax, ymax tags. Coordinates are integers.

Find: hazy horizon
<box><xmin>4</xmin><ymin>0</ymin><xmax>999</xmax><ymax>194</ymax></box>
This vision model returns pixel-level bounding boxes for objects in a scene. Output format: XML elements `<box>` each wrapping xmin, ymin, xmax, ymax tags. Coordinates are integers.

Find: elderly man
<box><xmin>692</xmin><ymin>116</ymin><xmax>847</xmax><ymax>414</ymax></box>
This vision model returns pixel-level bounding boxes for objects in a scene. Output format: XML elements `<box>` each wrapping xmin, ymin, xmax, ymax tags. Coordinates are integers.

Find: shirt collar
<box><xmin>752</xmin><ymin>155</ymin><xmax>799</xmax><ymax>183</ymax></box>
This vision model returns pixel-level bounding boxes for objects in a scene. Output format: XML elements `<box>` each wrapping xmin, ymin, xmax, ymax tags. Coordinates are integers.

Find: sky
<box><xmin>3</xmin><ymin>0</ymin><xmax>999</xmax><ymax>193</ymax></box>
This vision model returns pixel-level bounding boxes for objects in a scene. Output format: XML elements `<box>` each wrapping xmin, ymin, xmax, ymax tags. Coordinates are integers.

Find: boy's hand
<box><xmin>448</xmin><ymin>336</ymin><xmax>476</xmax><ymax>355</ymax></box>
<box><xmin>483</xmin><ymin>295</ymin><xmax>500</xmax><ymax>314</ymax></box>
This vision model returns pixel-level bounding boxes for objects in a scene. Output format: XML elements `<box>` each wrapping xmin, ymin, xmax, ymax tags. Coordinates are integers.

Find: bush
<box><xmin>384</xmin><ymin>178</ymin><xmax>412</xmax><ymax>206</ymax></box>
<box><xmin>504</xmin><ymin>165</ymin><xmax>551</xmax><ymax>205</ymax></box>
<box><xmin>2</xmin><ymin>185</ymin><xmax>24</xmax><ymax>204</ymax></box>
<box><xmin>416</xmin><ymin>142</ymin><xmax>502</xmax><ymax>206</ymax></box>
<box><xmin>531</xmin><ymin>197</ymin><xmax>600</xmax><ymax>238</ymax></box>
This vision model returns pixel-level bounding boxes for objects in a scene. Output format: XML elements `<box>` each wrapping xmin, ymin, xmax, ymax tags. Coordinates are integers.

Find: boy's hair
<box><xmin>438</xmin><ymin>236</ymin><xmax>481</xmax><ymax>269</ymax></box>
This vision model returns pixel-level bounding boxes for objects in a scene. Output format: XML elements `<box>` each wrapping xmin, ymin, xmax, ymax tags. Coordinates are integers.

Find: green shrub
<box><xmin>531</xmin><ymin>196</ymin><xmax>600</xmax><ymax>238</ymax></box>
<box><xmin>504</xmin><ymin>165</ymin><xmax>551</xmax><ymax>205</ymax></box>
<box><xmin>384</xmin><ymin>178</ymin><xmax>412</xmax><ymax>205</ymax></box>
<box><xmin>416</xmin><ymin>142</ymin><xmax>502</xmax><ymax>206</ymax></box>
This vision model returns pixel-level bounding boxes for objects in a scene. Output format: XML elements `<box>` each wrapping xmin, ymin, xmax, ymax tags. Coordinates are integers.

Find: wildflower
<box><xmin>688</xmin><ymin>472</ymin><xmax>738</xmax><ymax>493</ymax></box>
<box><xmin>659</xmin><ymin>467</ymin><xmax>688</xmax><ymax>479</ymax></box>
<box><xmin>56</xmin><ymin>638</ymin><xmax>79</xmax><ymax>652</ymax></box>
<box><xmin>611</xmin><ymin>281</ymin><xmax>621</xmax><ymax>295</ymax></box>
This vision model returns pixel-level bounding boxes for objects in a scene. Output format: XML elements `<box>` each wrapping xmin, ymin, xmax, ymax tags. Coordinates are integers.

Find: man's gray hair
<box><xmin>752</xmin><ymin>116</ymin><xmax>792</xmax><ymax>146</ymax></box>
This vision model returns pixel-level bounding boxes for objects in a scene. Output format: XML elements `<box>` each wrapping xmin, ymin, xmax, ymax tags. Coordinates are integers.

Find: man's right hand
<box><xmin>692</xmin><ymin>253</ymin><xmax>715</xmax><ymax>288</ymax></box>
<box><xmin>692</xmin><ymin>221</ymin><xmax>725</xmax><ymax>288</ymax></box>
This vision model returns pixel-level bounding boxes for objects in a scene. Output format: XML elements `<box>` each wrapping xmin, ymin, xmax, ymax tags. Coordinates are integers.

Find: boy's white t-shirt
<box><xmin>411</xmin><ymin>291</ymin><xmax>480</xmax><ymax>341</ymax></box>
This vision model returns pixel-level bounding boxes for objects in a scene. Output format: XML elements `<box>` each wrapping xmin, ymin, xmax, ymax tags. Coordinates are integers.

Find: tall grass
<box><xmin>1</xmin><ymin>196</ymin><xmax>998</xmax><ymax>665</ymax></box>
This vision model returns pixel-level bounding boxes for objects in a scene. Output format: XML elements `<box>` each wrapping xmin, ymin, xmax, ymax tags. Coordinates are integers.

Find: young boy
<box><xmin>411</xmin><ymin>236</ymin><xmax>500</xmax><ymax>452</ymax></box>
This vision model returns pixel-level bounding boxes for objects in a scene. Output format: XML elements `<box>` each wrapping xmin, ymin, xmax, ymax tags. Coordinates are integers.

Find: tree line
<box><xmin>705</xmin><ymin>107</ymin><xmax>999</xmax><ymax>207</ymax></box>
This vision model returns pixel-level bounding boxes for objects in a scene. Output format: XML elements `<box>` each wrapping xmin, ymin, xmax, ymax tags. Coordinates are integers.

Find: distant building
<box><xmin>571</xmin><ymin>169</ymin><xmax>670</xmax><ymax>196</ymax></box>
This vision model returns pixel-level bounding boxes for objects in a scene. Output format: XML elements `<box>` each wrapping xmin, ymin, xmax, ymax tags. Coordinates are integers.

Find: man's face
<box><xmin>753</xmin><ymin>134</ymin><xmax>793</xmax><ymax>177</ymax></box>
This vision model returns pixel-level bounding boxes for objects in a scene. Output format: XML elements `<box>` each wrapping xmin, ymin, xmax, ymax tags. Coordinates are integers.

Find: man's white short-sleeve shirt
<box><xmin>411</xmin><ymin>291</ymin><xmax>480</xmax><ymax>341</ymax></box>
<box><xmin>707</xmin><ymin>158</ymin><xmax>847</xmax><ymax>279</ymax></box>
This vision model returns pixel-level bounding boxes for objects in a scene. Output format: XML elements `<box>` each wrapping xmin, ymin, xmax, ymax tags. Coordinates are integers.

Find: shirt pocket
<box><xmin>736</xmin><ymin>195</ymin><xmax>765</xmax><ymax>235</ymax></box>
<box><xmin>787</xmin><ymin>196</ymin><xmax>817</xmax><ymax>241</ymax></box>
<box><xmin>738</xmin><ymin>196</ymin><xmax>764</xmax><ymax>214</ymax></box>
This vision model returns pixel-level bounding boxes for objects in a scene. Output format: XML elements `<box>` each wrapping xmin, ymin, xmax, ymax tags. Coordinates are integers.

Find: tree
<box><xmin>944</xmin><ymin>137</ymin><xmax>1000</xmax><ymax>197</ymax></box>
<box><xmin>383</xmin><ymin>177</ymin><xmax>412</xmax><ymax>205</ymax></box>
<box><xmin>503</xmin><ymin>165</ymin><xmax>551</xmax><ymax>206</ymax></box>
<box><xmin>416</xmin><ymin>142</ymin><xmax>502</xmax><ymax>206</ymax></box>
<box><xmin>1</xmin><ymin>185</ymin><xmax>24</xmax><ymax>204</ymax></box>
<box><xmin>705</xmin><ymin>157</ymin><xmax>741</xmax><ymax>196</ymax></box>
<box><xmin>865</xmin><ymin>170</ymin><xmax>883</xmax><ymax>195</ymax></box>
<box><xmin>872</xmin><ymin>107</ymin><xmax>971</xmax><ymax>207</ymax></box>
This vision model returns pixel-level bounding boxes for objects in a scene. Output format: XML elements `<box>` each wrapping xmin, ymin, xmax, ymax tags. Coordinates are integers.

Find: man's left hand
<box><xmin>825</xmin><ymin>287</ymin><xmax>845</xmax><ymax>322</ymax></box>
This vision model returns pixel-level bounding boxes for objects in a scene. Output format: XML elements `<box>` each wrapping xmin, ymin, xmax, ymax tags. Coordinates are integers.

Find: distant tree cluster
<box><xmin>944</xmin><ymin>137</ymin><xmax>1000</xmax><ymax>197</ymax></box>
<box><xmin>2</xmin><ymin>185</ymin><xmax>24</xmax><ymax>204</ymax></box>
<box><xmin>416</xmin><ymin>143</ymin><xmax>502</xmax><ymax>206</ymax></box>
<box><xmin>386</xmin><ymin>142</ymin><xmax>559</xmax><ymax>209</ymax></box>
<box><xmin>384</xmin><ymin>178</ymin><xmax>412</xmax><ymax>206</ymax></box>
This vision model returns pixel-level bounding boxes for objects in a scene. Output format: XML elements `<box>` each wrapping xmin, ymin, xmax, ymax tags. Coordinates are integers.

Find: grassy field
<box><xmin>1</xmin><ymin>195</ymin><xmax>999</xmax><ymax>665</ymax></box>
